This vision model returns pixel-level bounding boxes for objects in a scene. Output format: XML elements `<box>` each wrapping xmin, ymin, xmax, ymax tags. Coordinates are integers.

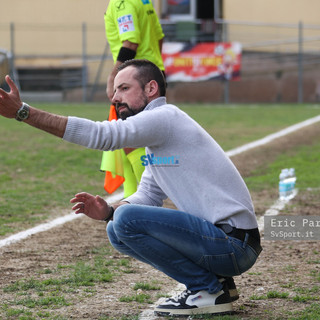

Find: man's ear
<box><xmin>145</xmin><ymin>80</ymin><xmax>159</xmax><ymax>98</ymax></box>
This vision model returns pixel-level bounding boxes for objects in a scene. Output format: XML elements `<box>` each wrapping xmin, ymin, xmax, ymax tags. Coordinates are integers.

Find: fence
<box><xmin>0</xmin><ymin>19</ymin><xmax>320</xmax><ymax>103</ymax></box>
<box><xmin>217</xmin><ymin>19</ymin><xmax>320</xmax><ymax>103</ymax></box>
<box><xmin>0</xmin><ymin>22</ymin><xmax>107</xmax><ymax>102</ymax></box>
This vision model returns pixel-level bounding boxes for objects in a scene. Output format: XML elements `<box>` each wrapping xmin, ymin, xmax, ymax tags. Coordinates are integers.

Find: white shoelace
<box><xmin>169</xmin><ymin>289</ymin><xmax>192</xmax><ymax>302</ymax></box>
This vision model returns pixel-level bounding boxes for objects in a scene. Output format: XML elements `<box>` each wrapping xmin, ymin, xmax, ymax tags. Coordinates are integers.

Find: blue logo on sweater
<box><xmin>141</xmin><ymin>0</ymin><xmax>150</xmax><ymax>4</ymax></box>
<box><xmin>141</xmin><ymin>153</ymin><xmax>180</xmax><ymax>167</ymax></box>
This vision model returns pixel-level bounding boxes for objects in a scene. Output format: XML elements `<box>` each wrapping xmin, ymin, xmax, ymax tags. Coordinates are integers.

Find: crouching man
<box><xmin>0</xmin><ymin>59</ymin><xmax>262</xmax><ymax>316</ymax></box>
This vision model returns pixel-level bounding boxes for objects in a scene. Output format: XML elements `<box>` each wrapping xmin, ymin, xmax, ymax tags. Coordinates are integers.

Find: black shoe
<box><xmin>219</xmin><ymin>277</ymin><xmax>239</xmax><ymax>302</ymax></box>
<box><xmin>154</xmin><ymin>285</ymin><xmax>233</xmax><ymax>316</ymax></box>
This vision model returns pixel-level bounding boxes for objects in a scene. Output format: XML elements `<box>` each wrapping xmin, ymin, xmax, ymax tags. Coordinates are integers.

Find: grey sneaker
<box><xmin>219</xmin><ymin>277</ymin><xmax>239</xmax><ymax>302</ymax></box>
<box><xmin>154</xmin><ymin>284</ymin><xmax>233</xmax><ymax>316</ymax></box>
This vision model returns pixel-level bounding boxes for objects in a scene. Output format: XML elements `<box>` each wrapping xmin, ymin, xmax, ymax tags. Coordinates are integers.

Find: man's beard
<box><xmin>115</xmin><ymin>100</ymin><xmax>148</xmax><ymax>120</ymax></box>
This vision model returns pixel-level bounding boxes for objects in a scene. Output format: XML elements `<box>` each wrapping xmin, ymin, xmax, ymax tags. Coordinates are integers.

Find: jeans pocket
<box><xmin>199</xmin><ymin>252</ymin><xmax>241</xmax><ymax>277</ymax></box>
<box><xmin>232</xmin><ymin>239</ymin><xmax>259</xmax><ymax>273</ymax></box>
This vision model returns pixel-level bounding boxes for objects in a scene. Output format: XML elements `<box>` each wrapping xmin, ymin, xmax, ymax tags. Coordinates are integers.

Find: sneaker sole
<box><xmin>154</xmin><ymin>302</ymin><xmax>233</xmax><ymax>316</ymax></box>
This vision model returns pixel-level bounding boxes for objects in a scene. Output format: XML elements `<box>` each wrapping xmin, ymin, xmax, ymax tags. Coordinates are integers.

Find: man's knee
<box><xmin>113</xmin><ymin>204</ymin><xmax>136</xmax><ymax>236</ymax></box>
<box><xmin>114</xmin><ymin>203</ymin><xmax>131</xmax><ymax>222</ymax></box>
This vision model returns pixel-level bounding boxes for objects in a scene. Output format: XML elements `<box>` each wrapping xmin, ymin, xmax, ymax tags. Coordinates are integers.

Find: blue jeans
<box><xmin>106</xmin><ymin>204</ymin><xmax>260</xmax><ymax>294</ymax></box>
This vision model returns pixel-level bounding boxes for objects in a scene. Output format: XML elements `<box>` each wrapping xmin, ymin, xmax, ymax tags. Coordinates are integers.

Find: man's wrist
<box><xmin>103</xmin><ymin>206</ymin><xmax>114</xmax><ymax>222</ymax></box>
<box><xmin>15</xmin><ymin>102</ymin><xmax>30</xmax><ymax>121</ymax></box>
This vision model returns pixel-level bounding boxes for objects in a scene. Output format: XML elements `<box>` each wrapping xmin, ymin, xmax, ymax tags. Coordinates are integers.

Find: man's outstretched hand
<box><xmin>0</xmin><ymin>75</ymin><xmax>68</xmax><ymax>138</ymax></box>
<box><xmin>0</xmin><ymin>75</ymin><xmax>22</xmax><ymax>119</ymax></box>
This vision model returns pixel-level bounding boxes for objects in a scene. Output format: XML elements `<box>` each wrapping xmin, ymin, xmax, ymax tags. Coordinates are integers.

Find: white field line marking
<box><xmin>257</xmin><ymin>188</ymin><xmax>298</xmax><ymax>233</ymax></box>
<box><xmin>0</xmin><ymin>192</ymin><xmax>124</xmax><ymax>249</ymax></box>
<box><xmin>2</xmin><ymin>115</ymin><xmax>319</xmax><ymax>250</ymax></box>
<box><xmin>225</xmin><ymin>114</ymin><xmax>320</xmax><ymax>157</ymax></box>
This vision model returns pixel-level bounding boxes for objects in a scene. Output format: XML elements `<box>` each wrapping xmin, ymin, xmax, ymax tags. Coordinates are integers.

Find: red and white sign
<box><xmin>162</xmin><ymin>42</ymin><xmax>242</xmax><ymax>82</ymax></box>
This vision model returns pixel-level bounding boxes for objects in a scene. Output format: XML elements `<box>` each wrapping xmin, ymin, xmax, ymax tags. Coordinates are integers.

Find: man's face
<box><xmin>112</xmin><ymin>66</ymin><xmax>149</xmax><ymax>120</ymax></box>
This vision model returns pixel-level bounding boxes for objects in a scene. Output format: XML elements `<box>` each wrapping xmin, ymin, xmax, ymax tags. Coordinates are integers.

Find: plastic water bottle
<box><xmin>279</xmin><ymin>168</ymin><xmax>297</xmax><ymax>200</ymax></box>
<box><xmin>287</xmin><ymin>168</ymin><xmax>297</xmax><ymax>199</ymax></box>
<box><xmin>279</xmin><ymin>169</ymin><xmax>289</xmax><ymax>200</ymax></box>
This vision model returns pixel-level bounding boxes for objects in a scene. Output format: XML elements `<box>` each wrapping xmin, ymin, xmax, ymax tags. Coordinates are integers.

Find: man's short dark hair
<box><xmin>117</xmin><ymin>59</ymin><xmax>166</xmax><ymax>96</ymax></box>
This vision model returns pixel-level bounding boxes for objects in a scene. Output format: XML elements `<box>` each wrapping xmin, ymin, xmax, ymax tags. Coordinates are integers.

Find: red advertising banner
<box><xmin>162</xmin><ymin>42</ymin><xmax>242</xmax><ymax>82</ymax></box>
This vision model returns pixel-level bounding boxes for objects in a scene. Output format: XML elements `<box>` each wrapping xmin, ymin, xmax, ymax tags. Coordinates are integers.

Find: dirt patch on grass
<box><xmin>0</xmin><ymin>123</ymin><xmax>319</xmax><ymax>319</ymax></box>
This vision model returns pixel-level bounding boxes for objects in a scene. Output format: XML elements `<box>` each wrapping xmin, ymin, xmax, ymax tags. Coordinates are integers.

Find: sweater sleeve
<box><xmin>63</xmin><ymin>117</ymin><xmax>114</xmax><ymax>150</ymax></box>
<box><xmin>63</xmin><ymin>108</ymin><xmax>170</xmax><ymax>151</ymax></box>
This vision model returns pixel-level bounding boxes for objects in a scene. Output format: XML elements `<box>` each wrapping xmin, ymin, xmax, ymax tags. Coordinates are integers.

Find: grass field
<box><xmin>0</xmin><ymin>103</ymin><xmax>319</xmax><ymax>236</ymax></box>
<box><xmin>0</xmin><ymin>103</ymin><xmax>319</xmax><ymax>320</ymax></box>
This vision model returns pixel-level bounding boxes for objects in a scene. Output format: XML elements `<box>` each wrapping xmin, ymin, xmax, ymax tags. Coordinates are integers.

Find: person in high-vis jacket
<box><xmin>104</xmin><ymin>0</ymin><xmax>165</xmax><ymax>100</ymax></box>
<box><xmin>103</xmin><ymin>0</ymin><xmax>165</xmax><ymax>195</ymax></box>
